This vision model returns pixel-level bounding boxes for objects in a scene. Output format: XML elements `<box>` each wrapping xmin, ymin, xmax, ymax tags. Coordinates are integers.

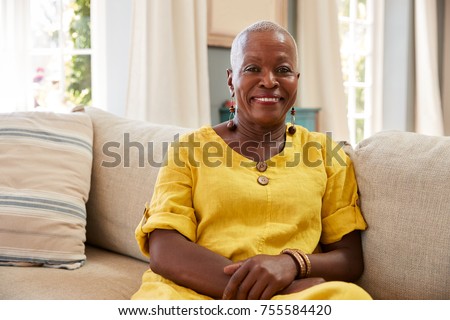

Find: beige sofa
<box><xmin>0</xmin><ymin>107</ymin><xmax>448</xmax><ymax>299</ymax></box>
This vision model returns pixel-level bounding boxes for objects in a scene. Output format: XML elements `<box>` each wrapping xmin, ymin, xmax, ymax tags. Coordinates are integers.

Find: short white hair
<box><xmin>230</xmin><ymin>20</ymin><xmax>298</xmax><ymax>70</ymax></box>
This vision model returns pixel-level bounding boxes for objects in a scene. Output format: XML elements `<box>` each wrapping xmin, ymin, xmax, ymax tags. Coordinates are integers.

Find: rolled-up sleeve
<box><xmin>135</xmin><ymin>137</ymin><xmax>197</xmax><ymax>257</ymax></box>
<box><xmin>320</xmin><ymin>136</ymin><xmax>367</xmax><ymax>245</ymax></box>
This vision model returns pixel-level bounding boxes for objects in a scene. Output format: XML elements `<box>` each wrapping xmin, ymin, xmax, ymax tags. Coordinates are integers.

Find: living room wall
<box><xmin>93</xmin><ymin>0</ymin><xmax>132</xmax><ymax>117</ymax></box>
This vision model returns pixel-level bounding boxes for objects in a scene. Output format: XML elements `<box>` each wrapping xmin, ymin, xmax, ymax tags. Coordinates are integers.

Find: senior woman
<box><xmin>132</xmin><ymin>21</ymin><xmax>371</xmax><ymax>300</ymax></box>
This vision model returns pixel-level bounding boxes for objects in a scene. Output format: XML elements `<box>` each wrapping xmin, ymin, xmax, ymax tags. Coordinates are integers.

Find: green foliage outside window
<box><xmin>66</xmin><ymin>0</ymin><xmax>91</xmax><ymax>106</ymax></box>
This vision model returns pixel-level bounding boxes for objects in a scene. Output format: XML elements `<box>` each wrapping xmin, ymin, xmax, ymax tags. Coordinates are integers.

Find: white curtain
<box><xmin>296</xmin><ymin>0</ymin><xmax>349</xmax><ymax>141</ymax></box>
<box><xmin>126</xmin><ymin>0</ymin><xmax>211</xmax><ymax>128</ymax></box>
<box><xmin>442</xmin><ymin>0</ymin><xmax>450</xmax><ymax>135</ymax></box>
<box><xmin>371</xmin><ymin>0</ymin><xmax>385</xmax><ymax>135</ymax></box>
<box><xmin>0</xmin><ymin>0</ymin><xmax>30</xmax><ymax>112</ymax></box>
<box><xmin>414</xmin><ymin>0</ymin><xmax>444</xmax><ymax>135</ymax></box>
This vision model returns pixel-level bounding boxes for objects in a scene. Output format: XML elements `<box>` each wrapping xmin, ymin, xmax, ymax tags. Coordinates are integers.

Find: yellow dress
<box><xmin>132</xmin><ymin>125</ymin><xmax>370</xmax><ymax>300</ymax></box>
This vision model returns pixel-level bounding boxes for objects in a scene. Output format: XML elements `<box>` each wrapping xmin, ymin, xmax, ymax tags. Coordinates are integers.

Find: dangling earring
<box><xmin>227</xmin><ymin>98</ymin><xmax>237</xmax><ymax>131</ymax></box>
<box><xmin>288</xmin><ymin>107</ymin><xmax>296</xmax><ymax>134</ymax></box>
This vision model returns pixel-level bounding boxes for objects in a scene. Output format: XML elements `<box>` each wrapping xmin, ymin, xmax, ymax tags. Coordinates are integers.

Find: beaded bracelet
<box><xmin>296</xmin><ymin>249</ymin><xmax>312</xmax><ymax>278</ymax></box>
<box><xmin>281</xmin><ymin>248</ymin><xmax>311</xmax><ymax>279</ymax></box>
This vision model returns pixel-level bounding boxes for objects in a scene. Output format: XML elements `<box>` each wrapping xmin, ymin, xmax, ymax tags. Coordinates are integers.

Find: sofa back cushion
<box><xmin>85</xmin><ymin>107</ymin><xmax>192</xmax><ymax>261</ymax></box>
<box><xmin>0</xmin><ymin>110</ymin><xmax>93</xmax><ymax>269</ymax></box>
<box><xmin>350</xmin><ymin>131</ymin><xmax>450</xmax><ymax>299</ymax></box>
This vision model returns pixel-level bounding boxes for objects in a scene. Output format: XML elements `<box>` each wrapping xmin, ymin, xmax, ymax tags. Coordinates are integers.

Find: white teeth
<box><xmin>255</xmin><ymin>97</ymin><xmax>279</xmax><ymax>102</ymax></box>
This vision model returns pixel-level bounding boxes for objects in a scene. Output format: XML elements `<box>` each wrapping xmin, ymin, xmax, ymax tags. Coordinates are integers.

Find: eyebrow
<box><xmin>241</xmin><ymin>53</ymin><xmax>295</xmax><ymax>65</ymax></box>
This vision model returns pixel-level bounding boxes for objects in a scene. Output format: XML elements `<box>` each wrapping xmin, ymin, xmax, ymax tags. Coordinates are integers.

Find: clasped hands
<box><xmin>221</xmin><ymin>254</ymin><xmax>325</xmax><ymax>300</ymax></box>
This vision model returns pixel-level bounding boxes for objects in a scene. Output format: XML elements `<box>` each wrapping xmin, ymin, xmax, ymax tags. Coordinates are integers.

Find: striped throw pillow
<box><xmin>0</xmin><ymin>110</ymin><xmax>93</xmax><ymax>269</ymax></box>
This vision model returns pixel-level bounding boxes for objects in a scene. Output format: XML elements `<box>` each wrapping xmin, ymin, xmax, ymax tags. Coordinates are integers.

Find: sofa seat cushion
<box><xmin>0</xmin><ymin>245</ymin><xmax>148</xmax><ymax>299</ymax></box>
<box><xmin>350</xmin><ymin>131</ymin><xmax>450</xmax><ymax>299</ymax></box>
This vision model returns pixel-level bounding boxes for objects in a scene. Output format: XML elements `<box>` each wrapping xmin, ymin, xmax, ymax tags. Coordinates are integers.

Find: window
<box><xmin>338</xmin><ymin>0</ymin><xmax>374</xmax><ymax>145</ymax></box>
<box><xmin>30</xmin><ymin>0</ymin><xmax>91</xmax><ymax>111</ymax></box>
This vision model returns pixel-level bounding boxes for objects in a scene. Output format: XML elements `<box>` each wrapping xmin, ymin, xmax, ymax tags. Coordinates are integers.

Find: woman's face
<box><xmin>228</xmin><ymin>30</ymin><xmax>300</xmax><ymax>127</ymax></box>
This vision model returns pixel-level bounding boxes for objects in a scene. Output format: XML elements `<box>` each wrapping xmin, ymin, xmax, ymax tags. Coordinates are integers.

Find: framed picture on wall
<box><xmin>207</xmin><ymin>0</ymin><xmax>288</xmax><ymax>48</ymax></box>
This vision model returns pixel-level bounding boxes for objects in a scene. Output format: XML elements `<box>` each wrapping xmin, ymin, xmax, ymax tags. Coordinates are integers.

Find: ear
<box><xmin>226</xmin><ymin>69</ymin><xmax>234</xmax><ymax>97</ymax></box>
<box><xmin>296</xmin><ymin>72</ymin><xmax>300</xmax><ymax>79</ymax></box>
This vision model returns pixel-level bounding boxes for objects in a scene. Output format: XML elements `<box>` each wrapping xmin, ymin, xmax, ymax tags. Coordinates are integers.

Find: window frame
<box><xmin>29</xmin><ymin>0</ymin><xmax>92</xmax><ymax>111</ymax></box>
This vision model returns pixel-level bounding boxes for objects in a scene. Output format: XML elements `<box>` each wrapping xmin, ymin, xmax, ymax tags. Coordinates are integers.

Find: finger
<box><xmin>245</xmin><ymin>279</ymin><xmax>269</xmax><ymax>300</ymax></box>
<box><xmin>222</xmin><ymin>265</ymin><xmax>250</xmax><ymax>299</ymax></box>
<box><xmin>223</xmin><ymin>262</ymin><xmax>242</xmax><ymax>275</ymax></box>
<box><xmin>235</xmin><ymin>272</ymin><xmax>259</xmax><ymax>300</ymax></box>
<box><xmin>247</xmin><ymin>272</ymin><xmax>283</xmax><ymax>300</ymax></box>
<box><xmin>259</xmin><ymin>282</ymin><xmax>281</xmax><ymax>300</ymax></box>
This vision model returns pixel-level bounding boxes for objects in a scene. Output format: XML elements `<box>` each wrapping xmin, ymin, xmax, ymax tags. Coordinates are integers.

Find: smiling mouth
<box><xmin>252</xmin><ymin>97</ymin><xmax>281</xmax><ymax>103</ymax></box>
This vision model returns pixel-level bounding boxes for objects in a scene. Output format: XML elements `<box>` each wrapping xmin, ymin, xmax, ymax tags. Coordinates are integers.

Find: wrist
<box><xmin>279</xmin><ymin>252</ymin><xmax>298</xmax><ymax>280</ymax></box>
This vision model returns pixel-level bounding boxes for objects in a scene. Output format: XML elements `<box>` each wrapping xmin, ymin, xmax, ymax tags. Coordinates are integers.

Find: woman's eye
<box><xmin>244</xmin><ymin>66</ymin><xmax>259</xmax><ymax>72</ymax></box>
<box><xmin>277</xmin><ymin>66</ymin><xmax>292</xmax><ymax>73</ymax></box>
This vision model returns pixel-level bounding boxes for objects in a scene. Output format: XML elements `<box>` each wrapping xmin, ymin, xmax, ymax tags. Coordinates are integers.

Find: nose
<box><xmin>259</xmin><ymin>71</ymin><xmax>279</xmax><ymax>88</ymax></box>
